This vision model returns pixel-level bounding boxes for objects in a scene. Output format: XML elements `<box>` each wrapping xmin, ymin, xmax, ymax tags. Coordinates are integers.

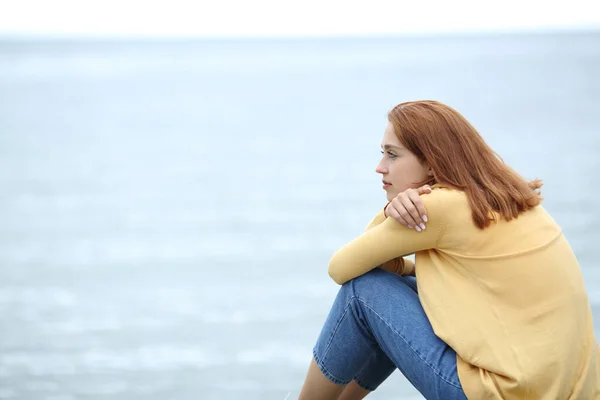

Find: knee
<box><xmin>348</xmin><ymin>268</ymin><xmax>391</xmax><ymax>295</ymax></box>
<box><xmin>350</xmin><ymin>269</ymin><xmax>414</xmax><ymax>299</ymax></box>
<box><xmin>335</xmin><ymin>269</ymin><xmax>383</xmax><ymax>301</ymax></box>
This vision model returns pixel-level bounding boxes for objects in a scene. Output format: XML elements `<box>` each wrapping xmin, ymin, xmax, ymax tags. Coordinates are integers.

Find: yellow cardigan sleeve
<box><xmin>363</xmin><ymin>204</ymin><xmax>415</xmax><ymax>277</ymax></box>
<box><xmin>328</xmin><ymin>197</ymin><xmax>444</xmax><ymax>284</ymax></box>
<box><xmin>364</xmin><ymin>203</ymin><xmax>389</xmax><ymax>231</ymax></box>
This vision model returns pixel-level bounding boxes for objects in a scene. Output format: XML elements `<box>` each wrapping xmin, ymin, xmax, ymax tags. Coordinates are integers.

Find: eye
<box><xmin>381</xmin><ymin>150</ymin><xmax>397</xmax><ymax>159</ymax></box>
<box><xmin>388</xmin><ymin>152</ymin><xmax>397</xmax><ymax>159</ymax></box>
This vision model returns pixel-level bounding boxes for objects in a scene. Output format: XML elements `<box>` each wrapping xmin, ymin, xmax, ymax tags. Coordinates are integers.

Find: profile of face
<box><xmin>376</xmin><ymin>122</ymin><xmax>432</xmax><ymax>202</ymax></box>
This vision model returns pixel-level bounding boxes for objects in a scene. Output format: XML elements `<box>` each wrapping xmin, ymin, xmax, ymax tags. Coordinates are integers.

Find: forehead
<box><xmin>381</xmin><ymin>122</ymin><xmax>402</xmax><ymax>146</ymax></box>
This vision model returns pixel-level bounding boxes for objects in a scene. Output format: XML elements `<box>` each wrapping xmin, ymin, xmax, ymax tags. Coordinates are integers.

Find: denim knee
<box><xmin>350</xmin><ymin>269</ymin><xmax>415</xmax><ymax>299</ymax></box>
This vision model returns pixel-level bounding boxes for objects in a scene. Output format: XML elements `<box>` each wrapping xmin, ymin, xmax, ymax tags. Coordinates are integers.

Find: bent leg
<box><xmin>306</xmin><ymin>269</ymin><xmax>467</xmax><ymax>400</ymax></box>
<box><xmin>298</xmin><ymin>357</ymin><xmax>347</xmax><ymax>400</ymax></box>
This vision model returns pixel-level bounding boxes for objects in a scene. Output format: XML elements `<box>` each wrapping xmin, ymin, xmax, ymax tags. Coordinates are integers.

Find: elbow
<box><xmin>328</xmin><ymin>260</ymin><xmax>347</xmax><ymax>285</ymax></box>
<box><xmin>328</xmin><ymin>269</ymin><xmax>344</xmax><ymax>285</ymax></box>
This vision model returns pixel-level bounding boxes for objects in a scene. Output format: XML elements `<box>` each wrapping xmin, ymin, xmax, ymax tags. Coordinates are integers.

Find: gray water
<box><xmin>0</xmin><ymin>31</ymin><xmax>599</xmax><ymax>399</ymax></box>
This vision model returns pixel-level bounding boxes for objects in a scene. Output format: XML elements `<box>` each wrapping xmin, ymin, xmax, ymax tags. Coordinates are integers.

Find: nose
<box><xmin>376</xmin><ymin>159</ymin><xmax>388</xmax><ymax>175</ymax></box>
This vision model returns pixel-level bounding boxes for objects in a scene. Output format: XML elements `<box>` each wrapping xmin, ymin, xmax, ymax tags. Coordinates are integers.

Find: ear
<box><xmin>427</xmin><ymin>167</ymin><xmax>434</xmax><ymax>177</ymax></box>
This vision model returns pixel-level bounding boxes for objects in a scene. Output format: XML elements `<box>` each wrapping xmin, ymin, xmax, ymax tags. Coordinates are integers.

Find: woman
<box><xmin>298</xmin><ymin>100</ymin><xmax>600</xmax><ymax>400</ymax></box>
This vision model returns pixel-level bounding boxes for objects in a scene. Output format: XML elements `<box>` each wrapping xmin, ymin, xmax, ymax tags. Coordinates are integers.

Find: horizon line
<box><xmin>1</xmin><ymin>25</ymin><xmax>599</xmax><ymax>42</ymax></box>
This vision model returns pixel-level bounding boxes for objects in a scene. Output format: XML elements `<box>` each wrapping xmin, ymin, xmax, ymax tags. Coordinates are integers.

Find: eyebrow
<box><xmin>381</xmin><ymin>144</ymin><xmax>404</xmax><ymax>151</ymax></box>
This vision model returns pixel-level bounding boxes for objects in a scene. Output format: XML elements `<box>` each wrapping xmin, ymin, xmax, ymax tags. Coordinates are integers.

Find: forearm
<box><xmin>367</xmin><ymin>205</ymin><xmax>416</xmax><ymax>276</ymax></box>
<box><xmin>364</xmin><ymin>203</ymin><xmax>391</xmax><ymax>231</ymax></box>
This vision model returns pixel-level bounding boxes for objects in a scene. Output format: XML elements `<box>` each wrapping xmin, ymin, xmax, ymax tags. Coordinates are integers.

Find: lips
<box><xmin>382</xmin><ymin>180</ymin><xmax>391</xmax><ymax>185</ymax></box>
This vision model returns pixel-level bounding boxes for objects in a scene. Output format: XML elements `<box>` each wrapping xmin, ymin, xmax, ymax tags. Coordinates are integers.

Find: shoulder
<box><xmin>419</xmin><ymin>187</ymin><xmax>471</xmax><ymax>229</ymax></box>
<box><xmin>421</xmin><ymin>186</ymin><xmax>469</xmax><ymax>209</ymax></box>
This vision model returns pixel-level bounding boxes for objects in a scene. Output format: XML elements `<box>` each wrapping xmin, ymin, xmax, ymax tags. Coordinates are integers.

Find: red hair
<box><xmin>388</xmin><ymin>100</ymin><xmax>542</xmax><ymax>229</ymax></box>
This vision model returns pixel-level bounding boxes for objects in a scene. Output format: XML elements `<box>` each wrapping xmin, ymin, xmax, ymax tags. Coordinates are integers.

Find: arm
<box><xmin>364</xmin><ymin>203</ymin><xmax>390</xmax><ymax>231</ymax></box>
<box><xmin>329</xmin><ymin>196</ymin><xmax>444</xmax><ymax>284</ymax></box>
<box><xmin>364</xmin><ymin>203</ymin><xmax>415</xmax><ymax>277</ymax></box>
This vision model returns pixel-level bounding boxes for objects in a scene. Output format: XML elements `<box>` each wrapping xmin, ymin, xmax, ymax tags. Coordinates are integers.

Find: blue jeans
<box><xmin>313</xmin><ymin>268</ymin><xmax>467</xmax><ymax>400</ymax></box>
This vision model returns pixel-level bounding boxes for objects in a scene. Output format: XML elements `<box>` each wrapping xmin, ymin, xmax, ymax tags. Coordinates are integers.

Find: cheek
<box><xmin>389</xmin><ymin>160</ymin><xmax>407</xmax><ymax>182</ymax></box>
<box><xmin>415</xmin><ymin>164</ymin><xmax>430</xmax><ymax>181</ymax></box>
<box><xmin>390</xmin><ymin>160</ymin><xmax>424</xmax><ymax>190</ymax></box>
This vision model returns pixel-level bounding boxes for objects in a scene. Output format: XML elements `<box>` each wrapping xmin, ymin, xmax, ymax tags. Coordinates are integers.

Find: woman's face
<box><xmin>376</xmin><ymin>122</ymin><xmax>431</xmax><ymax>202</ymax></box>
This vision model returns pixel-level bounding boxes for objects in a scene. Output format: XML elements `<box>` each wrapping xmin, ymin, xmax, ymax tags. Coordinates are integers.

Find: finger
<box><xmin>417</xmin><ymin>185</ymin><xmax>432</xmax><ymax>195</ymax></box>
<box><xmin>387</xmin><ymin>201</ymin><xmax>413</xmax><ymax>228</ymax></box>
<box><xmin>398</xmin><ymin>194</ymin><xmax>422</xmax><ymax>230</ymax></box>
<box><xmin>406</xmin><ymin>190</ymin><xmax>428</xmax><ymax>226</ymax></box>
<box><xmin>392</xmin><ymin>196</ymin><xmax>419</xmax><ymax>230</ymax></box>
<box><xmin>387</xmin><ymin>204</ymin><xmax>410</xmax><ymax>227</ymax></box>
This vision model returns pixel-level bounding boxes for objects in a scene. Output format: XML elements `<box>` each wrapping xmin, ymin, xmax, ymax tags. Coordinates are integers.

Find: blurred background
<box><xmin>0</xmin><ymin>1</ymin><xmax>599</xmax><ymax>399</ymax></box>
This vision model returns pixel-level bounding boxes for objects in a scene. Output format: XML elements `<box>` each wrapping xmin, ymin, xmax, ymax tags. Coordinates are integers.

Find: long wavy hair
<box><xmin>388</xmin><ymin>100</ymin><xmax>543</xmax><ymax>229</ymax></box>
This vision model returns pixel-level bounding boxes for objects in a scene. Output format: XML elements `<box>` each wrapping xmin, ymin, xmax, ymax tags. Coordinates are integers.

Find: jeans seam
<box><xmin>353</xmin><ymin>375</ymin><xmax>377</xmax><ymax>391</ymax></box>
<box><xmin>320</xmin><ymin>297</ymin><xmax>354</xmax><ymax>362</ymax></box>
<box><xmin>355</xmin><ymin>296</ymin><xmax>463</xmax><ymax>390</ymax></box>
<box><xmin>312</xmin><ymin>348</ymin><xmax>350</xmax><ymax>385</ymax></box>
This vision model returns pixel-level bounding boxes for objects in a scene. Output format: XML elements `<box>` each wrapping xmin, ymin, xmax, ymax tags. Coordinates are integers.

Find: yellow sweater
<box><xmin>328</xmin><ymin>188</ymin><xmax>600</xmax><ymax>399</ymax></box>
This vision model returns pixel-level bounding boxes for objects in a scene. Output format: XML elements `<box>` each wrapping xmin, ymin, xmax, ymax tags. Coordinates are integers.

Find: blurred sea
<box><xmin>0</xmin><ymin>30</ymin><xmax>599</xmax><ymax>400</ymax></box>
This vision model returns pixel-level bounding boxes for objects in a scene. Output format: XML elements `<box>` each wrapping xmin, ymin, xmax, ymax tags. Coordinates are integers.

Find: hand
<box><xmin>385</xmin><ymin>185</ymin><xmax>432</xmax><ymax>231</ymax></box>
